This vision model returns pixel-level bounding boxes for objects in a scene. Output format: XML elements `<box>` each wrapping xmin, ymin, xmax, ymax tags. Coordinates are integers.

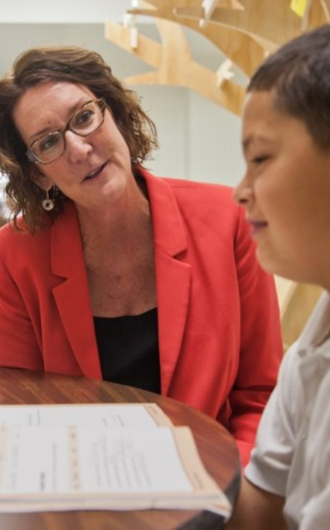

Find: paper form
<box><xmin>0</xmin><ymin>404</ymin><xmax>232</xmax><ymax>517</ymax></box>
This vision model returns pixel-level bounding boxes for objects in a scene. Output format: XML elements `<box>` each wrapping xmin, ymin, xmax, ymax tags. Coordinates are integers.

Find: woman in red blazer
<box><xmin>0</xmin><ymin>46</ymin><xmax>282</xmax><ymax>467</ymax></box>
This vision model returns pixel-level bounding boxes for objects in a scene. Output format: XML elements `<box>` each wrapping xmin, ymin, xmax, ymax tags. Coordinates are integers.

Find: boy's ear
<box><xmin>29</xmin><ymin>167</ymin><xmax>53</xmax><ymax>191</ymax></box>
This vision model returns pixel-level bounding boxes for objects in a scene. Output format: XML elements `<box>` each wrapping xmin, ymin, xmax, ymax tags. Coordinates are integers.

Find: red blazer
<box><xmin>0</xmin><ymin>170</ymin><xmax>283</xmax><ymax>466</ymax></box>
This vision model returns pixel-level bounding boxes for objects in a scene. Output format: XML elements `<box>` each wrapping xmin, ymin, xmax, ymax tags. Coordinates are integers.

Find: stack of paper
<box><xmin>0</xmin><ymin>403</ymin><xmax>232</xmax><ymax>517</ymax></box>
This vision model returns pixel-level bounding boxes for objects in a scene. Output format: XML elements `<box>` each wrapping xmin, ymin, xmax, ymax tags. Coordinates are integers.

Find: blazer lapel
<box><xmin>51</xmin><ymin>203</ymin><xmax>102</xmax><ymax>379</ymax></box>
<box><xmin>143</xmin><ymin>171</ymin><xmax>191</xmax><ymax>394</ymax></box>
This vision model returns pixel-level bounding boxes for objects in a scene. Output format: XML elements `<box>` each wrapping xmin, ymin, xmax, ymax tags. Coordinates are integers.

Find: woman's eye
<box><xmin>39</xmin><ymin>134</ymin><xmax>60</xmax><ymax>153</ymax></box>
<box><xmin>73</xmin><ymin>109</ymin><xmax>94</xmax><ymax>128</ymax></box>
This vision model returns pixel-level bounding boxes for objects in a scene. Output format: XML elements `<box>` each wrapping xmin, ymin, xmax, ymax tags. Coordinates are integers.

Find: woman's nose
<box><xmin>65</xmin><ymin>130</ymin><xmax>92</xmax><ymax>162</ymax></box>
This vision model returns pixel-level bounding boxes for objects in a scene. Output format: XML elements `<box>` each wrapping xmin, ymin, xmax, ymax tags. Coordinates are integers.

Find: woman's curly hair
<box><xmin>0</xmin><ymin>45</ymin><xmax>159</xmax><ymax>233</ymax></box>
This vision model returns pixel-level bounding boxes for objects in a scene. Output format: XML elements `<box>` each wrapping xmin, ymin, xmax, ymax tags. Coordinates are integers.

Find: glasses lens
<box><xmin>70</xmin><ymin>100</ymin><xmax>104</xmax><ymax>136</ymax></box>
<box><xmin>32</xmin><ymin>132</ymin><xmax>64</xmax><ymax>164</ymax></box>
<box><xmin>28</xmin><ymin>100</ymin><xmax>105</xmax><ymax>164</ymax></box>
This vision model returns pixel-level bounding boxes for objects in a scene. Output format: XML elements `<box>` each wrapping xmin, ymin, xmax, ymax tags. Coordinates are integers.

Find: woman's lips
<box><xmin>83</xmin><ymin>161</ymin><xmax>107</xmax><ymax>182</ymax></box>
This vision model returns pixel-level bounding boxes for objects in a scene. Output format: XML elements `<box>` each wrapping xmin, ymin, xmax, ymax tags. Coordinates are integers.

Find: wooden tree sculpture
<box><xmin>125</xmin><ymin>0</ymin><xmax>266</xmax><ymax>78</ymax></box>
<box><xmin>105</xmin><ymin>17</ymin><xmax>245</xmax><ymax>115</ymax></box>
<box><xmin>174</xmin><ymin>0</ymin><xmax>330</xmax><ymax>51</ymax></box>
<box><xmin>105</xmin><ymin>0</ymin><xmax>330</xmax><ymax>115</ymax></box>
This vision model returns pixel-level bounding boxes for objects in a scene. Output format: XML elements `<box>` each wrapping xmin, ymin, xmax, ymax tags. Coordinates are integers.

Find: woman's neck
<box><xmin>77</xmin><ymin>173</ymin><xmax>151</xmax><ymax>249</ymax></box>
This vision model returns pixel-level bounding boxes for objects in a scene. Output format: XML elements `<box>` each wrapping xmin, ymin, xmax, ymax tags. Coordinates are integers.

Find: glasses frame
<box><xmin>26</xmin><ymin>98</ymin><xmax>106</xmax><ymax>165</ymax></box>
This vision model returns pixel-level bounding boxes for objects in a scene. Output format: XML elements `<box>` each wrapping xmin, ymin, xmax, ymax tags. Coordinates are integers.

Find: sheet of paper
<box><xmin>0</xmin><ymin>426</ymin><xmax>194</xmax><ymax>493</ymax></box>
<box><xmin>0</xmin><ymin>404</ymin><xmax>232</xmax><ymax>517</ymax></box>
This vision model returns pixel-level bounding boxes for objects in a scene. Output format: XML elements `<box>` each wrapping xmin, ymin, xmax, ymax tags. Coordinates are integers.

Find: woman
<box><xmin>227</xmin><ymin>24</ymin><xmax>330</xmax><ymax>530</ymax></box>
<box><xmin>0</xmin><ymin>46</ymin><xmax>282</xmax><ymax>466</ymax></box>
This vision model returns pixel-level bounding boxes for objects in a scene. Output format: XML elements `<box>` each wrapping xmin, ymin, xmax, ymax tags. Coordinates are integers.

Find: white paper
<box><xmin>0</xmin><ymin>426</ymin><xmax>192</xmax><ymax>494</ymax></box>
<box><xmin>0</xmin><ymin>404</ymin><xmax>232</xmax><ymax>517</ymax></box>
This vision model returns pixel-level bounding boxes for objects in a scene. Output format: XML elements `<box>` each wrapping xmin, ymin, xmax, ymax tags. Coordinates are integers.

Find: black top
<box><xmin>93</xmin><ymin>308</ymin><xmax>161</xmax><ymax>393</ymax></box>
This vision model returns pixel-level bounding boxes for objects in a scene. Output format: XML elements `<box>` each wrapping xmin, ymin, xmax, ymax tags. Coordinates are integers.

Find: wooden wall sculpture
<box><xmin>105</xmin><ymin>0</ymin><xmax>330</xmax><ymax>117</ymax></box>
<box><xmin>105</xmin><ymin>18</ymin><xmax>245</xmax><ymax>115</ymax></box>
<box><xmin>125</xmin><ymin>0</ymin><xmax>266</xmax><ymax>78</ymax></box>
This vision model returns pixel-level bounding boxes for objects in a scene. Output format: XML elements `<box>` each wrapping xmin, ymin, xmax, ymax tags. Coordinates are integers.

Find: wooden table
<box><xmin>0</xmin><ymin>368</ymin><xmax>240</xmax><ymax>530</ymax></box>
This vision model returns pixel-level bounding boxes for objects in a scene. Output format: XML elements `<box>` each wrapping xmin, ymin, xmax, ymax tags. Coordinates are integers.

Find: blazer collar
<box><xmin>140</xmin><ymin>168</ymin><xmax>187</xmax><ymax>257</ymax></box>
<box><xmin>141</xmin><ymin>169</ymin><xmax>191</xmax><ymax>394</ymax></box>
<box><xmin>51</xmin><ymin>202</ymin><xmax>101</xmax><ymax>379</ymax></box>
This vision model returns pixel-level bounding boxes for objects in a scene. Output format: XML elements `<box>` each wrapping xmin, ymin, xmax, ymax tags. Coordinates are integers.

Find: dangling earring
<box><xmin>42</xmin><ymin>188</ymin><xmax>55</xmax><ymax>211</ymax></box>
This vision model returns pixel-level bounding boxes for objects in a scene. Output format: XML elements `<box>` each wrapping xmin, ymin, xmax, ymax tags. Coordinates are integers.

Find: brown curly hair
<box><xmin>0</xmin><ymin>45</ymin><xmax>159</xmax><ymax>233</ymax></box>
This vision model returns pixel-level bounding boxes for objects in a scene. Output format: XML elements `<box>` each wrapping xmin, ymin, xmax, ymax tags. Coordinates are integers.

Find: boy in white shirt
<box><xmin>227</xmin><ymin>24</ymin><xmax>330</xmax><ymax>530</ymax></box>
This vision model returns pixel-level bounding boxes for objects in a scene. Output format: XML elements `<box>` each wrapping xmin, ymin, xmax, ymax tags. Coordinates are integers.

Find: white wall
<box><xmin>136</xmin><ymin>86</ymin><xmax>244</xmax><ymax>185</ymax></box>
<box><xmin>0</xmin><ymin>0</ymin><xmax>134</xmax><ymax>23</ymax></box>
<box><xmin>188</xmin><ymin>91</ymin><xmax>244</xmax><ymax>186</ymax></box>
<box><xmin>136</xmin><ymin>86</ymin><xmax>190</xmax><ymax>179</ymax></box>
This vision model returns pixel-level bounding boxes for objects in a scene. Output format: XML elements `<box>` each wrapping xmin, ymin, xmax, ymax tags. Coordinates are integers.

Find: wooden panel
<box><xmin>275</xmin><ymin>276</ymin><xmax>323</xmax><ymax>351</ymax></box>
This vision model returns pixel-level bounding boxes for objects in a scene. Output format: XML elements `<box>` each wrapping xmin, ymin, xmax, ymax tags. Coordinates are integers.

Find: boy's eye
<box><xmin>252</xmin><ymin>155</ymin><xmax>268</xmax><ymax>164</ymax></box>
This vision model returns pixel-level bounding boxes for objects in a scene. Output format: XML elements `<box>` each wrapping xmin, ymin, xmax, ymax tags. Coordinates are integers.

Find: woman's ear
<box><xmin>29</xmin><ymin>166</ymin><xmax>53</xmax><ymax>192</ymax></box>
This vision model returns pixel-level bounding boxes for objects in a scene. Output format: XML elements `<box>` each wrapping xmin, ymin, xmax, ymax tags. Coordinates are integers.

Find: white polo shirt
<box><xmin>245</xmin><ymin>291</ymin><xmax>330</xmax><ymax>530</ymax></box>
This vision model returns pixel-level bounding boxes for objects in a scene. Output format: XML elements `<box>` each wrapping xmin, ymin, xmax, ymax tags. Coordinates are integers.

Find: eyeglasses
<box><xmin>26</xmin><ymin>98</ymin><xmax>106</xmax><ymax>165</ymax></box>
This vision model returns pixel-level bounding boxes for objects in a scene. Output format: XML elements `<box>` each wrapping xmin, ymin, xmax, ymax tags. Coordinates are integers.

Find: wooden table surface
<box><xmin>0</xmin><ymin>368</ymin><xmax>240</xmax><ymax>530</ymax></box>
